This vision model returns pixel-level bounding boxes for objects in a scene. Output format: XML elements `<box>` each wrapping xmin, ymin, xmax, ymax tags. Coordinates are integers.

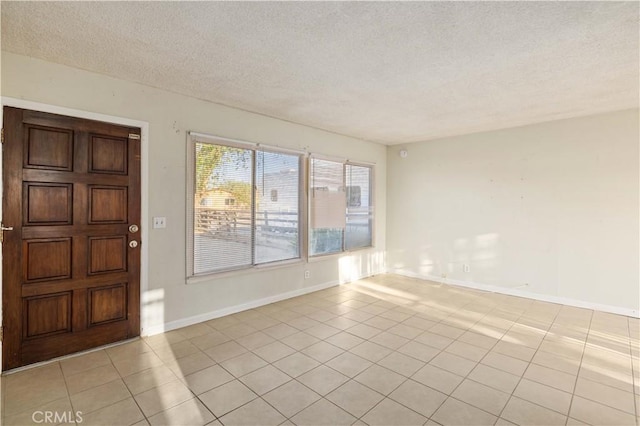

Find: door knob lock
<box><xmin>129</xmin><ymin>224</ymin><xmax>139</xmax><ymax>233</ymax></box>
<box><xmin>129</xmin><ymin>240</ymin><xmax>138</xmax><ymax>248</ymax></box>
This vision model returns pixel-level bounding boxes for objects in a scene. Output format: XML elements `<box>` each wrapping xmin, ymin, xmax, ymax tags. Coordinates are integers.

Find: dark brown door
<box><xmin>2</xmin><ymin>107</ymin><xmax>141</xmax><ymax>370</ymax></box>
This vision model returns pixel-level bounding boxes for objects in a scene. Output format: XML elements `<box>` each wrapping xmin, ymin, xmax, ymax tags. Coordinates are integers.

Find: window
<box><xmin>187</xmin><ymin>133</ymin><xmax>302</xmax><ymax>276</ymax></box>
<box><xmin>345</xmin><ymin>164</ymin><xmax>373</xmax><ymax>250</ymax></box>
<box><xmin>255</xmin><ymin>150</ymin><xmax>301</xmax><ymax>264</ymax></box>
<box><xmin>309</xmin><ymin>157</ymin><xmax>373</xmax><ymax>256</ymax></box>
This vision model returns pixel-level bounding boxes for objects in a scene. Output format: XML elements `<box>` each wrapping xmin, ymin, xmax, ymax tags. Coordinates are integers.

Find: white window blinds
<box><xmin>345</xmin><ymin>164</ymin><xmax>373</xmax><ymax>250</ymax></box>
<box><xmin>309</xmin><ymin>158</ymin><xmax>345</xmax><ymax>256</ymax></box>
<box><xmin>255</xmin><ymin>150</ymin><xmax>301</xmax><ymax>264</ymax></box>
<box><xmin>193</xmin><ymin>142</ymin><xmax>253</xmax><ymax>274</ymax></box>
<box><xmin>188</xmin><ymin>134</ymin><xmax>302</xmax><ymax>276</ymax></box>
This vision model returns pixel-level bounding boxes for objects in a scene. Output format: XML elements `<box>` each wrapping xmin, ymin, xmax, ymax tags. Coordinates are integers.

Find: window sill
<box><xmin>187</xmin><ymin>245</ymin><xmax>375</xmax><ymax>283</ymax></box>
<box><xmin>307</xmin><ymin>245</ymin><xmax>375</xmax><ymax>263</ymax></box>
<box><xmin>186</xmin><ymin>258</ymin><xmax>304</xmax><ymax>284</ymax></box>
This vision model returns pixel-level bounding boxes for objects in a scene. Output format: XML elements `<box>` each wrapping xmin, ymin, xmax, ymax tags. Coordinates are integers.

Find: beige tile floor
<box><xmin>2</xmin><ymin>274</ymin><xmax>639</xmax><ymax>426</ymax></box>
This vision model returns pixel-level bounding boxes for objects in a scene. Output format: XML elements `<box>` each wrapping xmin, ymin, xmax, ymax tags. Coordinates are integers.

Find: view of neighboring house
<box><xmin>259</xmin><ymin>168</ymin><xmax>299</xmax><ymax>213</ymax></box>
<box><xmin>199</xmin><ymin>188</ymin><xmax>247</xmax><ymax>210</ymax></box>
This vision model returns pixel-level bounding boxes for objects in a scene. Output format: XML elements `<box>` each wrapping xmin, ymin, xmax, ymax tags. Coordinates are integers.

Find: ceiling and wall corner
<box><xmin>1</xmin><ymin>1</ymin><xmax>638</xmax><ymax>145</ymax></box>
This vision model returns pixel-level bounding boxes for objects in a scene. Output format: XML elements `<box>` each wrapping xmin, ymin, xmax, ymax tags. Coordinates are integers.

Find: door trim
<box><xmin>0</xmin><ymin>97</ymin><xmax>150</xmax><ymax>370</ymax></box>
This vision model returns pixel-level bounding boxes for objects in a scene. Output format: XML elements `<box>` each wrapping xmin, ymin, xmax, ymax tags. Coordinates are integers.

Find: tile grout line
<box><xmin>162</xmin><ymin>327</ymin><xmax>260</xmax><ymax>425</ymax></box>
<box><xmin>59</xmin><ymin>361</ymin><xmax>79</xmax><ymax>426</ymax></box>
<box><xmin>208</xmin><ymin>304</ymin><xmax>353</xmax><ymax>424</ymax></box>
<box><xmin>69</xmin><ymin>349</ymin><xmax>135</xmax><ymax>424</ymax></box>
<box><xmin>210</xmin><ymin>291</ymin><xmax>368</xmax><ymax>424</ymax></box>
<box><xmin>108</xmin><ymin>342</ymin><xmax>163</xmax><ymax>425</ymax></box>
<box><xmin>573</xmin><ymin>319</ymin><xmax>640</xmax><ymax>420</ymax></box>
<box><xmin>213</xmin><ymin>295</ymin><xmax>631</xmax><ymax>426</ymax></box>
<box><xmin>146</xmin><ymin>282</ymin><xmax>634</xmax><ymax>425</ymax></box>
<box><xmin>233</xmin><ymin>286</ymin><xmax>432</xmax><ymax>423</ymax></box>
<box><xmin>561</xmin><ymin>308</ymin><xmax>594</xmax><ymax>426</ymax></box>
<box><xmin>627</xmin><ymin>317</ymin><xmax>639</xmax><ymax>426</ymax></box>
<box><xmin>405</xmin><ymin>304</ymin><xmax>504</xmax><ymax>422</ymax></box>
<box><xmin>140</xmin><ymin>286</ymin><xmax>544</xmax><ymax>422</ymax></box>
<box><xmin>283</xmin><ymin>297</ymin><xmax>414</xmax><ymax>423</ymax></box>
<box><xmin>350</xmin><ymin>301</ymin><xmax>504</xmax><ymax>424</ymax></box>
<box><xmin>489</xmin><ymin>303</ymin><xmax>561</xmax><ymax>424</ymax></box>
<box><xmin>422</xmin><ymin>303</ymin><xmax>524</xmax><ymax>424</ymax></box>
<box><xmin>294</xmin><ymin>284</ymin><xmax>558</xmax><ymax>424</ymax></box>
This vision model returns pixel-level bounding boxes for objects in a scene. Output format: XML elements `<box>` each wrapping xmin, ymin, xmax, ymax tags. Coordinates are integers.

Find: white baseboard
<box><xmin>389</xmin><ymin>269</ymin><xmax>640</xmax><ymax>319</ymax></box>
<box><xmin>142</xmin><ymin>279</ymin><xmax>340</xmax><ymax>336</ymax></box>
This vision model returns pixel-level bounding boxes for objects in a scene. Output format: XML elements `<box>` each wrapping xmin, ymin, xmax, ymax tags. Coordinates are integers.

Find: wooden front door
<box><xmin>2</xmin><ymin>107</ymin><xmax>141</xmax><ymax>370</ymax></box>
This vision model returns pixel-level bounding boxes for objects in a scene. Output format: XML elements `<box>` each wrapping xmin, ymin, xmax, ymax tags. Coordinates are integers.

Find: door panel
<box><xmin>88</xmin><ymin>186</ymin><xmax>128</xmax><ymax>223</ymax></box>
<box><xmin>89</xmin><ymin>135</ymin><xmax>128</xmax><ymax>174</ymax></box>
<box><xmin>88</xmin><ymin>284</ymin><xmax>128</xmax><ymax>326</ymax></box>
<box><xmin>24</xmin><ymin>126</ymin><xmax>74</xmax><ymax>171</ymax></box>
<box><xmin>2</xmin><ymin>107</ymin><xmax>141</xmax><ymax>370</ymax></box>
<box><xmin>23</xmin><ymin>292</ymin><xmax>72</xmax><ymax>338</ymax></box>
<box><xmin>23</xmin><ymin>238</ymin><xmax>72</xmax><ymax>282</ymax></box>
<box><xmin>88</xmin><ymin>236</ymin><xmax>127</xmax><ymax>274</ymax></box>
<box><xmin>23</xmin><ymin>182</ymin><xmax>73</xmax><ymax>224</ymax></box>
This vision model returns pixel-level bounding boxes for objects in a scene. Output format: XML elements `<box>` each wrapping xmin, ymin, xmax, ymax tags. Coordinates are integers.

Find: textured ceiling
<box><xmin>2</xmin><ymin>2</ymin><xmax>638</xmax><ymax>145</ymax></box>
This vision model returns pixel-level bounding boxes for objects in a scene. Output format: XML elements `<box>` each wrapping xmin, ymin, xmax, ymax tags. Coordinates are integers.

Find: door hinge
<box><xmin>128</xmin><ymin>133</ymin><xmax>141</xmax><ymax>140</ymax></box>
<box><xmin>1</xmin><ymin>128</ymin><xmax>4</xmax><ymax>144</ymax></box>
<box><xmin>0</xmin><ymin>326</ymin><xmax>3</xmax><ymax>343</ymax></box>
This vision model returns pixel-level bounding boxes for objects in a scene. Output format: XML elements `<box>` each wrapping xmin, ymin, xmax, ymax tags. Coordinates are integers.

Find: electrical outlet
<box><xmin>153</xmin><ymin>217</ymin><xmax>166</xmax><ymax>229</ymax></box>
<box><xmin>304</xmin><ymin>270</ymin><xmax>310</xmax><ymax>279</ymax></box>
<box><xmin>463</xmin><ymin>264</ymin><xmax>470</xmax><ymax>273</ymax></box>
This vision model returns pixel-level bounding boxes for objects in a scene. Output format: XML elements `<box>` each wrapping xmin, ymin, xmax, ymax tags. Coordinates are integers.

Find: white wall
<box><xmin>387</xmin><ymin>109</ymin><xmax>639</xmax><ymax>315</ymax></box>
<box><xmin>1</xmin><ymin>52</ymin><xmax>387</xmax><ymax>333</ymax></box>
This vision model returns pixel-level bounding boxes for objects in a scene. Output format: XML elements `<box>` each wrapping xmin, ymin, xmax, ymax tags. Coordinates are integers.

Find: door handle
<box><xmin>129</xmin><ymin>240</ymin><xmax>139</xmax><ymax>248</ymax></box>
<box><xmin>129</xmin><ymin>224</ymin><xmax>139</xmax><ymax>233</ymax></box>
<box><xmin>0</xmin><ymin>223</ymin><xmax>13</xmax><ymax>244</ymax></box>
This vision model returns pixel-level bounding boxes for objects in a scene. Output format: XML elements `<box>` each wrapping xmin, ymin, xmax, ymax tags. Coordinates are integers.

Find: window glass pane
<box><xmin>194</xmin><ymin>143</ymin><xmax>253</xmax><ymax>274</ymax></box>
<box><xmin>255</xmin><ymin>150</ymin><xmax>300</xmax><ymax>264</ymax></box>
<box><xmin>345</xmin><ymin>164</ymin><xmax>373</xmax><ymax>250</ymax></box>
<box><xmin>309</xmin><ymin>158</ymin><xmax>345</xmax><ymax>255</ymax></box>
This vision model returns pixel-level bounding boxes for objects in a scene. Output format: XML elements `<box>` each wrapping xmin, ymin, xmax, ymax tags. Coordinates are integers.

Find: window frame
<box><xmin>186</xmin><ymin>132</ymin><xmax>306</xmax><ymax>279</ymax></box>
<box><xmin>308</xmin><ymin>154</ymin><xmax>375</xmax><ymax>258</ymax></box>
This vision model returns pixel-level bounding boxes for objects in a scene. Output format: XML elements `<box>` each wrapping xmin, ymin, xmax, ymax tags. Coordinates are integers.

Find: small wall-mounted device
<box><xmin>153</xmin><ymin>217</ymin><xmax>167</xmax><ymax>229</ymax></box>
<box><xmin>399</xmin><ymin>149</ymin><xmax>408</xmax><ymax>159</ymax></box>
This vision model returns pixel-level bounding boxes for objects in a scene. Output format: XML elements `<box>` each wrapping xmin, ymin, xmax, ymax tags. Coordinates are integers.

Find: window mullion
<box><xmin>342</xmin><ymin>162</ymin><xmax>347</xmax><ymax>252</ymax></box>
<box><xmin>251</xmin><ymin>149</ymin><xmax>257</xmax><ymax>266</ymax></box>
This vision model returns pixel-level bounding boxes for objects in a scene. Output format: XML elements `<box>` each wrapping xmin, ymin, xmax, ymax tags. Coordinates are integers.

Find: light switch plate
<box><xmin>153</xmin><ymin>217</ymin><xmax>166</xmax><ymax>229</ymax></box>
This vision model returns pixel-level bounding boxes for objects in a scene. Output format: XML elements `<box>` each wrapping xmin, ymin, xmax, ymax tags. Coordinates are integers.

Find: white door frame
<box><xmin>0</xmin><ymin>97</ymin><xmax>150</xmax><ymax>369</ymax></box>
